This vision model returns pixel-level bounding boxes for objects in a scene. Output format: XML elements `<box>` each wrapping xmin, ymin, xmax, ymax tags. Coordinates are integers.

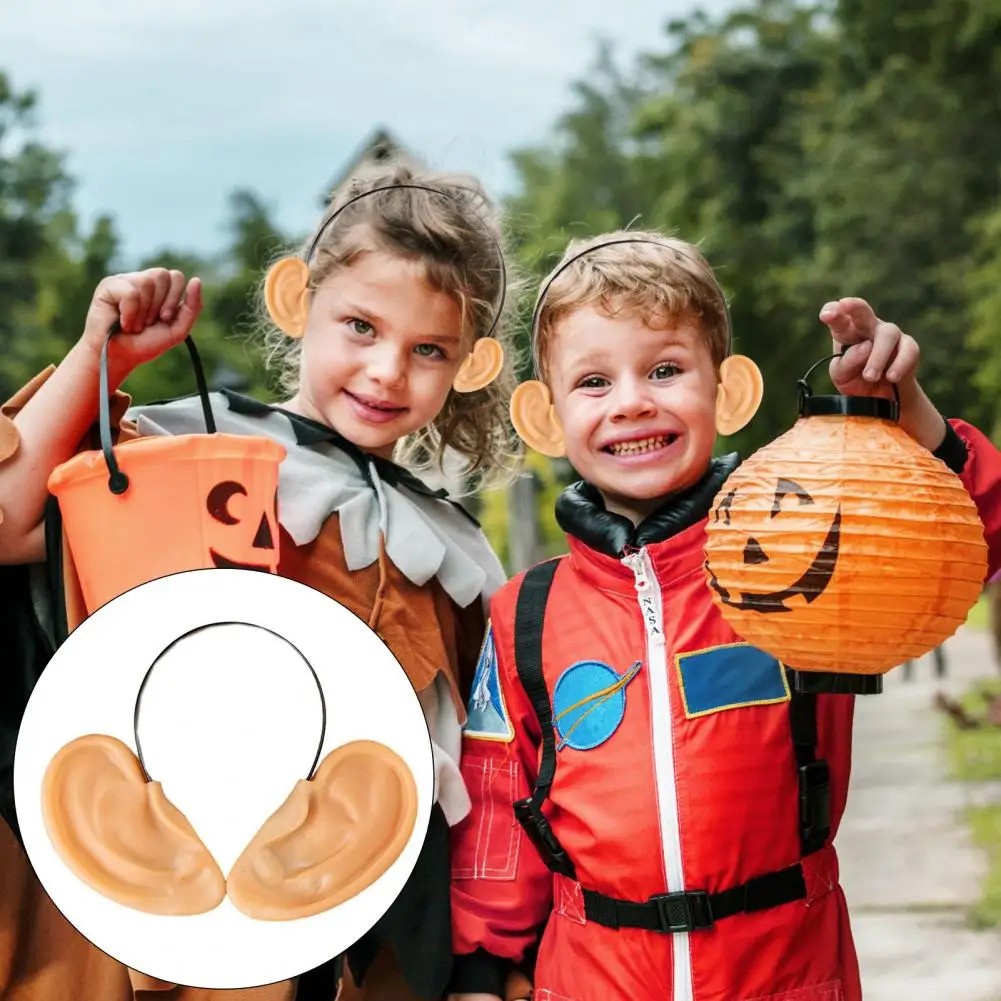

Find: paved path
<box><xmin>838</xmin><ymin>625</ymin><xmax>1001</xmax><ymax>1000</ymax></box>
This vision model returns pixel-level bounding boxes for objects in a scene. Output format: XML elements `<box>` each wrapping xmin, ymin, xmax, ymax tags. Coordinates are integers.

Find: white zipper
<box><xmin>624</xmin><ymin>547</ymin><xmax>693</xmax><ymax>1001</ymax></box>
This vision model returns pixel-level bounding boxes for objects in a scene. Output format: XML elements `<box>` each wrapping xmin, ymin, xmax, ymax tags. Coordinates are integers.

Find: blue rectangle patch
<box><xmin>675</xmin><ymin>644</ymin><xmax>790</xmax><ymax>719</ymax></box>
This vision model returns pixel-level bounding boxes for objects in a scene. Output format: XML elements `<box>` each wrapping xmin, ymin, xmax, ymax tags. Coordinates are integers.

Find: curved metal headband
<box><xmin>133</xmin><ymin>621</ymin><xmax>327</xmax><ymax>784</ymax></box>
<box><xmin>528</xmin><ymin>237</ymin><xmax>734</xmax><ymax>377</ymax></box>
<box><xmin>304</xmin><ymin>182</ymin><xmax>508</xmax><ymax>340</ymax></box>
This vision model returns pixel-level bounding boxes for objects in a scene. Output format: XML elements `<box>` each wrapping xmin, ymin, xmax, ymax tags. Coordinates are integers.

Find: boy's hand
<box><xmin>820</xmin><ymin>297</ymin><xmax>919</xmax><ymax>398</ymax></box>
<box><xmin>81</xmin><ymin>268</ymin><xmax>203</xmax><ymax>383</ymax></box>
<box><xmin>819</xmin><ymin>296</ymin><xmax>946</xmax><ymax>452</ymax></box>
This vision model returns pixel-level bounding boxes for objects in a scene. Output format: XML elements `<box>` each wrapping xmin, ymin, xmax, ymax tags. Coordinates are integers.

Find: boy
<box><xmin>445</xmin><ymin>232</ymin><xmax>1001</xmax><ymax>1001</ymax></box>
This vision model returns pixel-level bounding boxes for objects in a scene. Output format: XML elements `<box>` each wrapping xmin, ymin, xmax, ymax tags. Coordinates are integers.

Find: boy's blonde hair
<box><xmin>258</xmin><ymin>153</ymin><xmax>522</xmax><ymax>489</ymax></box>
<box><xmin>532</xmin><ymin>229</ymin><xmax>731</xmax><ymax>383</ymax></box>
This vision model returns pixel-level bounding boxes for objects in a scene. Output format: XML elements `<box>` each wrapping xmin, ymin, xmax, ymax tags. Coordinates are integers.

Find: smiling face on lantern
<box><xmin>206</xmin><ymin>480</ymin><xmax>279</xmax><ymax>572</ymax></box>
<box><xmin>705</xmin><ymin>477</ymin><xmax>842</xmax><ymax>613</ymax></box>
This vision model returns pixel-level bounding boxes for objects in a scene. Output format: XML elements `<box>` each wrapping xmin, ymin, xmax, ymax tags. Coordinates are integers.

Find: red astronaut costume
<box><xmin>450</xmin><ymin>420</ymin><xmax>1001</xmax><ymax>1001</ymax></box>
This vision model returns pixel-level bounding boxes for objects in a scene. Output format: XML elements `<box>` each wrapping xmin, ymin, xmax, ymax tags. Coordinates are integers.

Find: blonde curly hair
<box><xmin>533</xmin><ymin>229</ymin><xmax>731</xmax><ymax>383</ymax></box>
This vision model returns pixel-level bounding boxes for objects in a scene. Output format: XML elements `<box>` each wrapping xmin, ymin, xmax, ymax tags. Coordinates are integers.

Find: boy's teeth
<box><xmin>608</xmin><ymin>435</ymin><xmax>673</xmax><ymax>455</ymax></box>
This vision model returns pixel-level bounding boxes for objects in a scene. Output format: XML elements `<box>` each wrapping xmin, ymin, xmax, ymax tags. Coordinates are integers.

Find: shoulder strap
<box><xmin>788</xmin><ymin>681</ymin><xmax>831</xmax><ymax>856</ymax></box>
<box><xmin>510</xmin><ymin>557</ymin><xmax>576</xmax><ymax>878</ymax></box>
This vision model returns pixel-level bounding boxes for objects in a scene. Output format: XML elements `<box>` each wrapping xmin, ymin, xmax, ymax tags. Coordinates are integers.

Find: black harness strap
<box><xmin>512</xmin><ymin>558</ymin><xmax>576</xmax><ymax>880</ymax></box>
<box><xmin>511</xmin><ymin>557</ymin><xmax>831</xmax><ymax>935</ymax></box>
<box><xmin>788</xmin><ymin>674</ymin><xmax>831</xmax><ymax>857</ymax></box>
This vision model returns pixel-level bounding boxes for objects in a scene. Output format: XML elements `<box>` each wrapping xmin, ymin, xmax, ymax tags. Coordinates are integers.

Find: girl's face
<box><xmin>285</xmin><ymin>250</ymin><xmax>467</xmax><ymax>459</ymax></box>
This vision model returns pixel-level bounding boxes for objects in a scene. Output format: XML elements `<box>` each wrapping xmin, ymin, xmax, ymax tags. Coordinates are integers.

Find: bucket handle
<box><xmin>99</xmin><ymin>321</ymin><xmax>217</xmax><ymax>495</ymax></box>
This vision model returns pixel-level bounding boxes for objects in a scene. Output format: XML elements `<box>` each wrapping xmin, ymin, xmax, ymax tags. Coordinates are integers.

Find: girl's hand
<box><xmin>820</xmin><ymin>297</ymin><xmax>920</xmax><ymax>400</ymax></box>
<box><xmin>81</xmin><ymin>268</ymin><xmax>203</xmax><ymax>382</ymax></box>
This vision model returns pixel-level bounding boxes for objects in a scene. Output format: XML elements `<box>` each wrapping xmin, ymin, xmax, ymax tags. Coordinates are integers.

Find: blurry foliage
<box><xmin>3</xmin><ymin>0</ymin><xmax>1001</xmax><ymax>565</ymax></box>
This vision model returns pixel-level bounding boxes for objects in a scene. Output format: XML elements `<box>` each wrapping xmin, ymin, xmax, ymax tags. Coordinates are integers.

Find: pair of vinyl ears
<box><xmin>263</xmin><ymin>256</ymin><xmax>765</xmax><ymax>454</ymax></box>
<box><xmin>508</xmin><ymin>354</ymin><xmax>766</xmax><ymax>458</ymax></box>
<box><xmin>41</xmin><ymin>732</ymin><xmax>417</xmax><ymax>921</ymax></box>
<box><xmin>263</xmin><ymin>257</ymin><xmax>503</xmax><ymax>394</ymax></box>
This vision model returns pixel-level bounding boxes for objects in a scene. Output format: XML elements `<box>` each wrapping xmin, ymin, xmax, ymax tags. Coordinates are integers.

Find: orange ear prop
<box><xmin>453</xmin><ymin>338</ymin><xmax>504</xmax><ymax>394</ymax></box>
<box><xmin>41</xmin><ymin>734</ymin><xmax>226</xmax><ymax>916</ymax></box>
<box><xmin>227</xmin><ymin>740</ymin><xmax>417</xmax><ymax>921</ymax></box>
<box><xmin>510</xmin><ymin>381</ymin><xmax>566</xmax><ymax>458</ymax></box>
<box><xmin>264</xmin><ymin>258</ymin><xmax>311</xmax><ymax>339</ymax></box>
<box><xmin>715</xmin><ymin>355</ymin><xmax>764</xmax><ymax>436</ymax></box>
<box><xmin>39</xmin><ymin>623</ymin><xmax>420</xmax><ymax>921</ymax></box>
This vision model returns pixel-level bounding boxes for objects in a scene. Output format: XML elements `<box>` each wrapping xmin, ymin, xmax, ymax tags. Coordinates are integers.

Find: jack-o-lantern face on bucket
<box><xmin>706</xmin><ymin>478</ymin><xmax>841</xmax><ymax>614</ymax></box>
<box><xmin>206</xmin><ymin>480</ymin><xmax>279</xmax><ymax>572</ymax></box>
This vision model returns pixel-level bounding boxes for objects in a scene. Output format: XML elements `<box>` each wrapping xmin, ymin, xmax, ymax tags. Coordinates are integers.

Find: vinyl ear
<box><xmin>264</xmin><ymin>258</ymin><xmax>311</xmax><ymax>339</ymax></box>
<box><xmin>510</xmin><ymin>381</ymin><xmax>566</xmax><ymax>458</ymax></box>
<box><xmin>453</xmin><ymin>338</ymin><xmax>504</xmax><ymax>393</ymax></box>
<box><xmin>716</xmin><ymin>355</ymin><xmax>764</xmax><ymax>436</ymax></box>
<box><xmin>41</xmin><ymin>734</ymin><xmax>225</xmax><ymax>915</ymax></box>
<box><xmin>226</xmin><ymin>740</ymin><xmax>417</xmax><ymax>921</ymax></box>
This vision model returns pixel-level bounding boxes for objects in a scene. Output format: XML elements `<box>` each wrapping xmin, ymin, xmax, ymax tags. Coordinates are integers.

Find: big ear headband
<box><xmin>41</xmin><ymin>622</ymin><xmax>418</xmax><ymax>921</ymax></box>
<box><xmin>304</xmin><ymin>183</ymin><xmax>508</xmax><ymax>339</ymax></box>
<box><xmin>527</xmin><ymin>237</ymin><xmax>735</xmax><ymax>377</ymax></box>
<box><xmin>511</xmin><ymin>236</ymin><xmax>764</xmax><ymax>455</ymax></box>
<box><xmin>265</xmin><ymin>182</ymin><xmax>509</xmax><ymax>392</ymax></box>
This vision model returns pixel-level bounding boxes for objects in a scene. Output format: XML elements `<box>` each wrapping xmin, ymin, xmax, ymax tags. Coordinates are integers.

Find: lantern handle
<box><xmin>99</xmin><ymin>322</ymin><xmax>218</xmax><ymax>496</ymax></box>
<box><xmin>797</xmin><ymin>348</ymin><xmax>900</xmax><ymax>420</ymax></box>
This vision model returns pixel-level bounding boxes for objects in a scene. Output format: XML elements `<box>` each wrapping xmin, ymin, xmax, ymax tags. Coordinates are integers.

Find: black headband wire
<box><xmin>304</xmin><ymin>182</ymin><xmax>508</xmax><ymax>340</ymax></box>
<box><xmin>528</xmin><ymin>237</ymin><xmax>734</xmax><ymax>377</ymax></box>
<box><xmin>133</xmin><ymin>622</ymin><xmax>327</xmax><ymax>784</ymax></box>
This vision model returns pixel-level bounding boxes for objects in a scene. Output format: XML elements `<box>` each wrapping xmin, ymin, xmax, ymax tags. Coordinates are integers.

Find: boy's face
<box><xmin>547</xmin><ymin>304</ymin><xmax>719</xmax><ymax>523</ymax></box>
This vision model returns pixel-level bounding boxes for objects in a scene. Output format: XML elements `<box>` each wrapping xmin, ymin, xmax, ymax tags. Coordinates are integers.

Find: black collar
<box><xmin>218</xmin><ymin>391</ymin><xmax>481</xmax><ymax>522</ymax></box>
<box><xmin>555</xmin><ymin>453</ymin><xmax>741</xmax><ymax>558</ymax></box>
<box><xmin>144</xmin><ymin>389</ymin><xmax>479</xmax><ymax>525</ymax></box>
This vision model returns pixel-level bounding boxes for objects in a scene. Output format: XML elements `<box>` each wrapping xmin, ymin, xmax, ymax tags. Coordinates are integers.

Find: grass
<box><xmin>943</xmin><ymin>630</ymin><xmax>1001</xmax><ymax>929</ymax></box>
<box><xmin>967</xmin><ymin>804</ymin><xmax>1001</xmax><ymax>929</ymax></box>
<box><xmin>967</xmin><ymin>594</ymin><xmax>990</xmax><ymax>633</ymax></box>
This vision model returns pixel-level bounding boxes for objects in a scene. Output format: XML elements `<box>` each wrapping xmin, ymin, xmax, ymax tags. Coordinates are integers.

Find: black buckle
<box><xmin>799</xmin><ymin>760</ymin><xmax>831</xmax><ymax>847</ymax></box>
<box><xmin>513</xmin><ymin>798</ymin><xmax>576</xmax><ymax>878</ymax></box>
<box><xmin>650</xmin><ymin>890</ymin><xmax>714</xmax><ymax>933</ymax></box>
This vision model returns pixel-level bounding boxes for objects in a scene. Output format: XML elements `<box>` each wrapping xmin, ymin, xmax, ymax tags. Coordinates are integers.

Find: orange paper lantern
<box><xmin>47</xmin><ymin>326</ymin><xmax>286</xmax><ymax>616</ymax></box>
<box><xmin>703</xmin><ymin>354</ymin><xmax>987</xmax><ymax>686</ymax></box>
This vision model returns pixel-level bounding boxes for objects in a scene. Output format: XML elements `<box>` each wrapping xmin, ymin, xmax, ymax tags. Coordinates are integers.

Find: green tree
<box><xmin>0</xmin><ymin>72</ymin><xmax>92</xmax><ymax>396</ymax></box>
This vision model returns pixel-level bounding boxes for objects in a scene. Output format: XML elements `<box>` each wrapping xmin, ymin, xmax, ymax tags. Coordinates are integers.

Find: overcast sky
<box><xmin>3</xmin><ymin>1</ymin><xmax>733</xmax><ymax>264</ymax></box>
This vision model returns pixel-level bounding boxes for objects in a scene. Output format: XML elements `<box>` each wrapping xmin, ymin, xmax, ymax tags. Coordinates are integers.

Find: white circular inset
<box><xmin>14</xmin><ymin>568</ymin><xmax>433</xmax><ymax>990</ymax></box>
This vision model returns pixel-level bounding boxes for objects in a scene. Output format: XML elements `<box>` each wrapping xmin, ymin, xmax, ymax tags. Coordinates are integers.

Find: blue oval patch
<box><xmin>552</xmin><ymin>659</ymin><xmax>642</xmax><ymax>751</ymax></box>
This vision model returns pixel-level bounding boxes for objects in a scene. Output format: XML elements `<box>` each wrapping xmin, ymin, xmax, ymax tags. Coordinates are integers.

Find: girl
<box><xmin>0</xmin><ymin>156</ymin><xmax>521</xmax><ymax>1001</ymax></box>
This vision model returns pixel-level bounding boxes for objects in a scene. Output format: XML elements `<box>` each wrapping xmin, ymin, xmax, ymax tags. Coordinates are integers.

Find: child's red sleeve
<box><xmin>448</xmin><ymin>602</ymin><xmax>553</xmax><ymax>997</ymax></box>
<box><xmin>942</xmin><ymin>418</ymin><xmax>1001</xmax><ymax>579</ymax></box>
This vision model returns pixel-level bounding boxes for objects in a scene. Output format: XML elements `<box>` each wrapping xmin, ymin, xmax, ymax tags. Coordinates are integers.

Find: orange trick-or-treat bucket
<box><xmin>47</xmin><ymin>324</ymin><xmax>286</xmax><ymax>615</ymax></box>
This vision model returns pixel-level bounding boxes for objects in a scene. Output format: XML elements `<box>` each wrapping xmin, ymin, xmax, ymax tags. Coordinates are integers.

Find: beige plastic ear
<box><xmin>40</xmin><ymin>734</ymin><xmax>226</xmax><ymax>916</ymax></box>
<box><xmin>715</xmin><ymin>355</ymin><xmax>764</xmax><ymax>436</ymax></box>
<box><xmin>226</xmin><ymin>740</ymin><xmax>417</xmax><ymax>921</ymax></box>
<box><xmin>453</xmin><ymin>338</ymin><xmax>504</xmax><ymax>393</ymax></box>
<box><xmin>0</xmin><ymin>413</ymin><xmax>19</xmax><ymax>466</ymax></box>
<box><xmin>264</xmin><ymin>258</ymin><xmax>311</xmax><ymax>339</ymax></box>
<box><xmin>510</xmin><ymin>381</ymin><xmax>566</xmax><ymax>458</ymax></box>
